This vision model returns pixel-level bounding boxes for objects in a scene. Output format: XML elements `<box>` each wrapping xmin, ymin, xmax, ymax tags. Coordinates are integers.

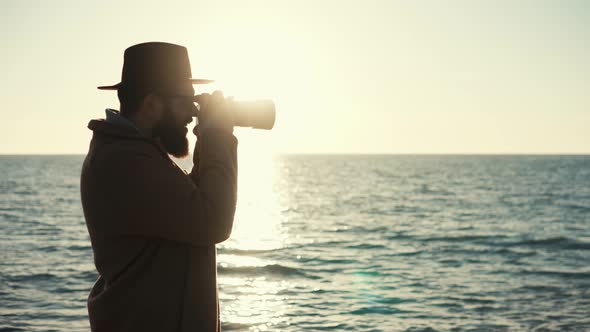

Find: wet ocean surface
<box><xmin>1</xmin><ymin>155</ymin><xmax>589</xmax><ymax>331</ymax></box>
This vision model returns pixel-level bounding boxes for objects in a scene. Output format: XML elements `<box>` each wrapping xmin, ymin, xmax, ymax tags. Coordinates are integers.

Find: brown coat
<box><xmin>80</xmin><ymin>116</ymin><xmax>237</xmax><ymax>332</ymax></box>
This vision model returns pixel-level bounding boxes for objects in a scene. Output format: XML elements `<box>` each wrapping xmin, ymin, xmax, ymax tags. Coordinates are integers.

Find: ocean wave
<box><xmin>513</xmin><ymin>284</ymin><xmax>564</xmax><ymax>293</ymax></box>
<box><xmin>438</xmin><ymin>247</ymin><xmax>537</xmax><ymax>257</ymax></box>
<box><xmin>218</xmin><ymin>264</ymin><xmax>311</xmax><ymax>278</ymax></box>
<box><xmin>385</xmin><ymin>233</ymin><xmax>416</xmax><ymax>241</ymax></box>
<box><xmin>349</xmin><ymin>305</ymin><xmax>411</xmax><ymax>315</ymax></box>
<box><xmin>345</xmin><ymin>243</ymin><xmax>388</xmax><ymax>250</ymax></box>
<box><xmin>386</xmin><ymin>250</ymin><xmax>425</xmax><ymax>257</ymax></box>
<box><xmin>504</xmin><ymin>236</ymin><xmax>590</xmax><ymax>250</ymax></box>
<box><xmin>412</xmin><ymin>235</ymin><xmax>590</xmax><ymax>251</ymax></box>
<box><xmin>311</xmin><ymin>240</ymin><xmax>350</xmax><ymax>247</ymax></box>
<box><xmin>37</xmin><ymin>246</ymin><xmax>59</xmax><ymax>253</ymax></box>
<box><xmin>74</xmin><ymin>270</ymin><xmax>99</xmax><ymax>282</ymax></box>
<box><xmin>0</xmin><ymin>327</ymin><xmax>30</xmax><ymax>332</ymax></box>
<box><xmin>4</xmin><ymin>273</ymin><xmax>61</xmax><ymax>288</ymax></box>
<box><xmin>12</xmin><ymin>190</ymin><xmax>37</xmax><ymax>196</ymax></box>
<box><xmin>329</xmin><ymin>225</ymin><xmax>391</xmax><ymax>233</ymax></box>
<box><xmin>518</xmin><ymin>269</ymin><xmax>590</xmax><ymax>280</ymax></box>
<box><xmin>218</xmin><ymin>246</ymin><xmax>293</xmax><ymax>255</ymax></box>
<box><xmin>417</xmin><ymin>184</ymin><xmax>456</xmax><ymax>196</ymax></box>
<box><xmin>297</xmin><ymin>257</ymin><xmax>357</xmax><ymax>265</ymax></box>
<box><xmin>220</xmin><ymin>322</ymin><xmax>253</xmax><ymax>331</ymax></box>
<box><xmin>298</xmin><ymin>322</ymin><xmax>350</xmax><ymax>330</ymax></box>
<box><xmin>561</xmin><ymin>203</ymin><xmax>590</xmax><ymax>212</ymax></box>
<box><xmin>66</xmin><ymin>244</ymin><xmax>92</xmax><ymax>251</ymax></box>
<box><xmin>0</xmin><ymin>207</ymin><xmax>27</xmax><ymax>212</ymax></box>
<box><xmin>417</xmin><ymin>234</ymin><xmax>509</xmax><ymax>243</ymax></box>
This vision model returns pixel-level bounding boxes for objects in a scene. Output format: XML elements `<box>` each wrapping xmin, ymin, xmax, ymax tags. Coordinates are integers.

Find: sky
<box><xmin>0</xmin><ymin>0</ymin><xmax>589</xmax><ymax>154</ymax></box>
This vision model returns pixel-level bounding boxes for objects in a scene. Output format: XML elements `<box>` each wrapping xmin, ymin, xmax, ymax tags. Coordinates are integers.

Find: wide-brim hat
<box><xmin>98</xmin><ymin>42</ymin><xmax>212</xmax><ymax>96</ymax></box>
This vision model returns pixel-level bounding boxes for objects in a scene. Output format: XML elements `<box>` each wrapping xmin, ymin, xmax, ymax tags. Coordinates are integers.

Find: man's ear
<box><xmin>143</xmin><ymin>93</ymin><xmax>165</xmax><ymax>121</ymax></box>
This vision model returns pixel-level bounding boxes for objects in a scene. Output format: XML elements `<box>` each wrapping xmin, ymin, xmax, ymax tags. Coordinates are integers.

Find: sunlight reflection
<box><xmin>218</xmin><ymin>151</ymin><xmax>293</xmax><ymax>329</ymax></box>
<box><xmin>219</xmin><ymin>276</ymin><xmax>292</xmax><ymax>330</ymax></box>
<box><xmin>223</xmin><ymin>150</ymin><xmax>286</xmax><ymax>251</ymax></box>
<box><xmin>217</xmin><ymin>255</ymin><xmax>269</xmax><ymax>268</ymax></box>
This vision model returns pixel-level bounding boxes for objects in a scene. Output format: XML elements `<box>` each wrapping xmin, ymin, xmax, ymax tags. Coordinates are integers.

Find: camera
<box><xmin>193</xmin><ymin>95</ymin><xmax>276</xmax><ymax>130</ymax></box>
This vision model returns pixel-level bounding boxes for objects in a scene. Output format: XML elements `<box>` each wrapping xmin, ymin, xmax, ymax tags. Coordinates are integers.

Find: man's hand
<box><xmin>193</xmin><ymin>90</ymin><xmax>234</xmax><ymax>137</ymax></box>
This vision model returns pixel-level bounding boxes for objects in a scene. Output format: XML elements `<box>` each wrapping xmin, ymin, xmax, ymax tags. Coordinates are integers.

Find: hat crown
<box><xmin>121</xmin><ymin>42</ymin><xmax>191</xmax><ymax>83</ymax></box>
<box><xmin>121</xmin><ymin>42</ymin><xmax>193</xmax><ymax>90</ymax></box>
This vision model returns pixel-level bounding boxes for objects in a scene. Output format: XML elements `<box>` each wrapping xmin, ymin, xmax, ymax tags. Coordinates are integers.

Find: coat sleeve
<box><xmin>98</xmin><ymin>129</ymin><xmax>238</xmax><ymax>246</ymax></box>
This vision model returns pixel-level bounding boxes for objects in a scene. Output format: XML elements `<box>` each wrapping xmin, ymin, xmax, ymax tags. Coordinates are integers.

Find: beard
<box><xmin>153</xmin><ymin>109</ymin><xmax>189</xmax><ymax>158</ymax></box>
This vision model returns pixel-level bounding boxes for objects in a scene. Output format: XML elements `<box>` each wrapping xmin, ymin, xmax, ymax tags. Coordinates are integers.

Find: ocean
<box><xmin>1</xmin><ymin>155</ymin><xmax>589</xmax><ymax>331</ymax></box>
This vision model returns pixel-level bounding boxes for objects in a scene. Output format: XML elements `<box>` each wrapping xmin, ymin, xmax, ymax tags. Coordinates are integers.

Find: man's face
<box><xmin>153</xmin><ymin>95</ymin><xmax>196</xmax><ymax>158</ymax></box>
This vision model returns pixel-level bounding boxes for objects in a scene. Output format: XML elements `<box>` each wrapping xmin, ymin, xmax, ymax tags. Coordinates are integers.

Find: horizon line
<box><xmin>1</xmin><ymin>152</ymin><xmax>589</xmax><ymax>156</ymax></box>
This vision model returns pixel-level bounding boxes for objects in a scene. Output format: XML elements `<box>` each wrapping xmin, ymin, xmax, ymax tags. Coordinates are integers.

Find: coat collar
<box><xmin>105</xmin><ymin>108</ymin><xmax>140</xmax><ymax>133</ymax></box>
<box><xmin>87</xmin><ymin>110</ymin><xmax>178</xmax><ymax>163</ymax></box>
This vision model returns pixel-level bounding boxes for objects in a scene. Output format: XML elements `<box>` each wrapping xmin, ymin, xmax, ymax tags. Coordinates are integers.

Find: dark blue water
<box><xmin>1</xmin><ymin>155</ymin><xmax>589</xmax><ymax>331</ymax></box>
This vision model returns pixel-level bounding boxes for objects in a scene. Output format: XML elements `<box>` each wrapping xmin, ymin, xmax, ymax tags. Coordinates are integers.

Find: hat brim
<box><xmin>97</xmin><ymin>79</ymin><xmax>214</xmax><ymax>90</ymax></box>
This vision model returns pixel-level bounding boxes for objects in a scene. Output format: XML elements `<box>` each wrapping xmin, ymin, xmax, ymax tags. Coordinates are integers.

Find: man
<box><xmin>80</xmin><ymin>42</ymin><xmax>237</xmax><ymax>331</ymax></box>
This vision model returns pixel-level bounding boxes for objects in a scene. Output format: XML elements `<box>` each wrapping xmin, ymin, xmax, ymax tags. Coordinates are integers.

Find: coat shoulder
<box><xmin>91</xmin><ymin>137</ymin><xmax>163</xmax><ymax>166</ymax></box>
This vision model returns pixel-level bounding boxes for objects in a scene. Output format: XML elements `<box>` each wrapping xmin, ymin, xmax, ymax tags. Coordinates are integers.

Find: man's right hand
<box><xmin>193</xmin><ymin>90</ymin><xmax>234</xmax><ymax>137</ymax></box>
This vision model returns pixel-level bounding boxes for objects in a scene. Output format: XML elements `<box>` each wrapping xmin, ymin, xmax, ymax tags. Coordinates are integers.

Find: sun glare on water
<box><xmin>183</xmin><ymin>23</ymin><xmax>309</xmax><ymax>327</ymax></box>
<box><xmin>217</xmin><ymin>140</ymin><xmax>291</xmax><ymax>329</ymax></box>
<box><xmin>180</xmin><ymin>22</ymin><xmax>317</xmax><ymax>330</ymax></box>
<box><xmin>231</xmin><ymin>152</ymin><xmax>285</xmax><ymax>250</ymax></box>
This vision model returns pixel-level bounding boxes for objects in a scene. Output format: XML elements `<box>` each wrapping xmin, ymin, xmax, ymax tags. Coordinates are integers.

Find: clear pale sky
<box><xmin>1</xmin><ymin>0</ymin><xmax>588</xmax><ymax>154</ymax></box>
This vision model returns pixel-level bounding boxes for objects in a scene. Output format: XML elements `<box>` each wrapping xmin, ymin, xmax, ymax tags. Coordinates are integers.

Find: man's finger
<box><xmin>194</xmin><ymin>93</ymin><xmax>211</xmax><ymax>106</ymax></box>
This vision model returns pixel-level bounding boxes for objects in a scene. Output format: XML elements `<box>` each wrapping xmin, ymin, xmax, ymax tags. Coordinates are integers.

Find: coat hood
<box><xmin>87</xmin><ymin>108</ymin><xmax>147</xmax><ymax>139</ymax></box>
<box><xmin>87</xmin><ymin>119</ymin><xmax>145</xmax><ymax>139</ymax></box>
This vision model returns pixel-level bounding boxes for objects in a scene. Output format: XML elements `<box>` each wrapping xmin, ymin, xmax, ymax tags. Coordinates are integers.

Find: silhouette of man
<box><xmin>80</xmin><ymin>42</ymin><xmax>237</xmax><ymax>332</ymax></box>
